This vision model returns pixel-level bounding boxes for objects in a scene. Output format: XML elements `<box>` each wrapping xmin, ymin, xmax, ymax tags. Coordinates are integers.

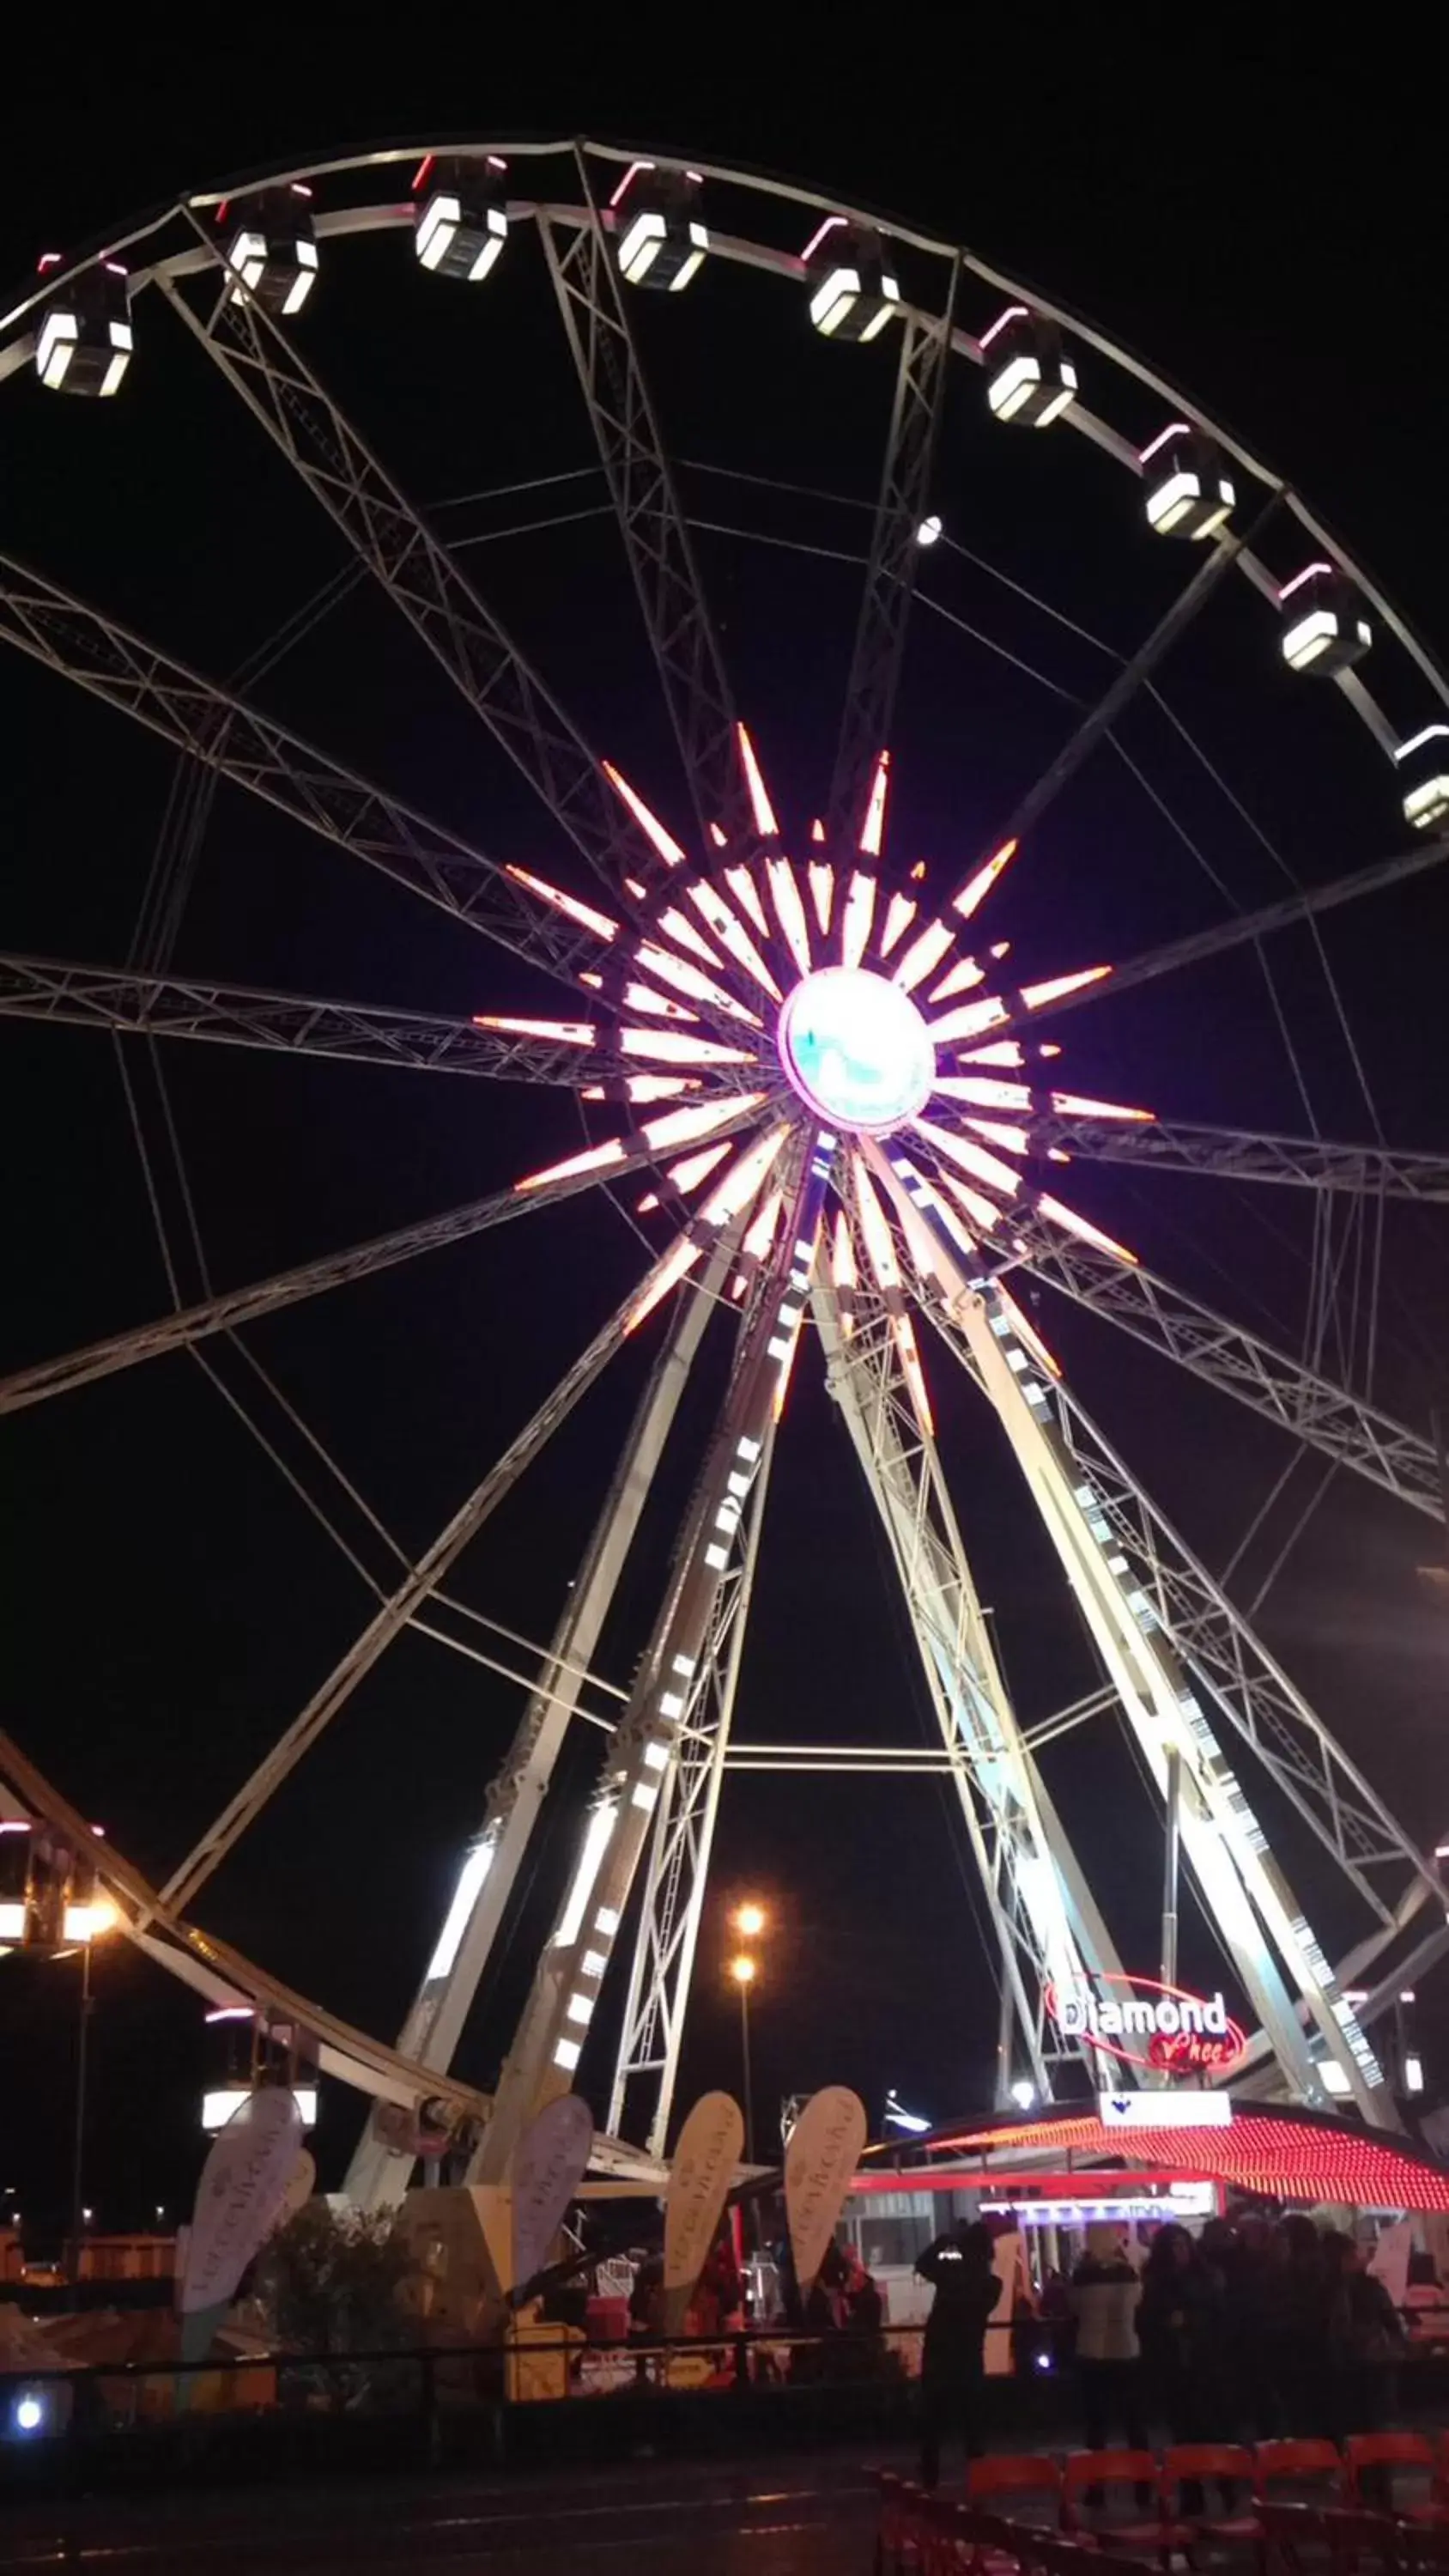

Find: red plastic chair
<box><xmin>1346</xmin><ymin>2435</ymin><xmax>1447</xmax><ymax>2525</ymax></box>
<box><xmin>1257</xmin><ymin>2444</ymin><xmax>1349</xmax><ymax>2510</ymax></box>
<box><xmin>955</xmin><ymin>2508</ymin><xmax>1029</xmax><ymax>2576</ymax></box>
<box><xmin>1399</xmin><ymin>2535</ymin><xmax>1449</xmax><ymax>2574</ymax></box>
<box><xmin>967</xmin><ymin>2459</ymin><xmax>1065</xmax><ymax>2531</ymax></box>
<box><xmin>1262</xmin><ymin>2501</ymin><xmax>1333</xmax><ymax>2576</ymax></box>
<box><xmin>876</xmin><ymin>2470</ymin><xmax>913</xmax><ymax>2576</ymax></box>
<box><xmin>1161</xmin><ymin>2443</ymin><xmax>1264</xmax><ymax>2548</ymax></box>
<box><xmin>1061</xmin><ymin>2450</ymin><xmax>1173</xmax><ymax>2561</ymax></box>
<box><xmin>1321</xmin><ymin>2506</ymin><xmax>1401</xmax><ymax>2573</ymax></box>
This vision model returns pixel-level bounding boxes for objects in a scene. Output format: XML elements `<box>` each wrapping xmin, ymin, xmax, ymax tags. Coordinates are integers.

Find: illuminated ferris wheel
<box><xmin>3</xmin><ymin>139</ymin><xmax>1449</xmax><ymax>2198</ymax></box>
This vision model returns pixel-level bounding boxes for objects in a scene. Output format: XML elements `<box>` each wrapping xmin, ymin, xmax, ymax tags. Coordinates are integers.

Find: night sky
<box><xmin>3</xmin><ymin>35</ymin><xmax>1448</xmax><ymax>2242</ymax></box>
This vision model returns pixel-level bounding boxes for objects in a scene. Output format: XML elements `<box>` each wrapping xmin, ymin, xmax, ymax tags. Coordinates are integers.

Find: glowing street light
<box><xmin>734</xmin><ymin>1902</ymin><xmax>767</xmax><ymax>1940</ymax></box>
<box><xmin>728</xmin><ymin>1950</ymin><xmax>759</xmax><ymax>2165</ymax></box>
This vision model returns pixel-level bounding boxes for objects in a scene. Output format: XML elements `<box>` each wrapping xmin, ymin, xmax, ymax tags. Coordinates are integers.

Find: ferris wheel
<box><xmin>3</xmin><ymin>138</ymin><xmax>1449</xmax><ymax>2203</ymax></box>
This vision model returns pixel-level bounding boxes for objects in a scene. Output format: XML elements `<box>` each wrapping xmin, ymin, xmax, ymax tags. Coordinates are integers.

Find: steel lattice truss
<box><xmin>4</xmin><ymin>137</ymin><xmax>1449</xmax><ymax>2189</ymax></box>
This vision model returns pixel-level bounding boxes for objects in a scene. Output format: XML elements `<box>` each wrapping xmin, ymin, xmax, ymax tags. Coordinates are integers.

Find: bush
<box><xmin>258</xmin><ymin>2202</ymin><xmax>415</xmax><ymax>2355</ymax></box>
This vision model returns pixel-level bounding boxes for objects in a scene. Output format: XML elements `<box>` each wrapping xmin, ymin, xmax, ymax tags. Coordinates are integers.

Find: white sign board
<box><xmin>1098</xmin><ymin>2089</ymin><xmax>1232</xmax><ymax>2129</ymax></box>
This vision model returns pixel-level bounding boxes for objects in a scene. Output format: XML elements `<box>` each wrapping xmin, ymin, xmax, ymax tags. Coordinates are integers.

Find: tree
<box><xmin>258</xmin><ymin>2202</ymin><xmax>415</xmax><ymax>2354</ymax></box>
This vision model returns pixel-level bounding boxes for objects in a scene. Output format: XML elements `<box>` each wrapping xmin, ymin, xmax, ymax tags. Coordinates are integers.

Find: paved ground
<box><xmin>0</xmin><ymin>2447</ymin><xmax>895</xmax><ymax>2573</ymax></box>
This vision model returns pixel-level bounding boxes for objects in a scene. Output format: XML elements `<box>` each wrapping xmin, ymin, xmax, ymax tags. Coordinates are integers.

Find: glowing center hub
<box><xmin>778</xmin><ymin>965</ymin><xmax>935</xmax><ymax>1133</ymax></box>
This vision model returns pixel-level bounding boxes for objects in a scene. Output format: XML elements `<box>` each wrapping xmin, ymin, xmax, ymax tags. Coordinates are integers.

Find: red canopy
<box><xmin>900</xmin><ymin>2103</ymin><xmax>1449</xmax><ymax>2214</ymax></box>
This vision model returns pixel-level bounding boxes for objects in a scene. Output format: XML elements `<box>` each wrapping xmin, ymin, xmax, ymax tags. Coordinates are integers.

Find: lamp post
<box><xmin>729</xmin><ymin>1953</ymin><xmax>757</xmax><ymax>2163</ymax></box>
<box><xmin>727</xmin><ymin>1902</ymin><xmax>767</xmax><ymax>2166</ymax></box>
<box><xmin>67</xmin><ymin>1899</ymin><xmax>118</xmax><ymax>2284</ymax></box>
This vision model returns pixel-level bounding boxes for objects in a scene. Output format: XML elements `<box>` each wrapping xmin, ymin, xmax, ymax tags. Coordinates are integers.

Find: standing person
<box><xmin>1321</xmin><ymin>2231</ymin><xmax>1404</xmax><ymax>2494</ymax></box>
<box><xmin>1268</xmin><ymin>2217</ymin><xmax>1330</xmax><ymax>2435</ymax></box>
<box><xmin>1137</xmin><ymin>2225</ymin><xmax>1222</xmax><ymax>2510</ymax></box>
<box><xmin>914</xmin><ymin>2219</ymin><xmax>1001</xmax><ymax>2488</ymax></box>
<box><xmin>1071</xmin><ymin>2224</ymin><xmax>1147</xmax><ymax>2456</ymax></box>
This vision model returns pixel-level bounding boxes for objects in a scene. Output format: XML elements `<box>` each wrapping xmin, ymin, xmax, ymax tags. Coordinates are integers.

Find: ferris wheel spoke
<box><xmin>829</xmin><ymin>275</ymin><xmax>961</xmax><ymax>843</ymax></box>
<box><xmin>870</xmin><ymin>1147</ymin><xmax>1388</xmax><ymax>2117</ymax></box>
<box><xmin>948</xmin><ymin>513</ymin><xmax>1264</xmax><ymax>911</ymax></box>
<box><xmin>1037</xmin><ymin>1109</ymin><xmax>1449</xmax><ymax>1200</ymax></box>
<box><xmin>160</xmin><ymin>1212</ymin><xmax>710</xmax><ymax>1917</ymax></box>
<box><xmin>1009</xmin><ymin>1212</ymin><xmax>1439</xmax><ymax>1516</ymax></box>
<box><xmin>0</xmin><ymin>554</ymin><xmax>595</xmax><ymax>983</ymax></box>
<box><xmin>538</xmin><ymin>157</ymin><xmax>747</xmax><ymax>846</ymax></box>
<box><xmin>0</xmin><ymin>1127</ymin><xmax>715</xmax><ymax>1418</ymax></box>
<box><xmin>348</xmin><ymin>1228</ymin><xmax>739</xmax><ymax>2208</ymax></box>
<box><xmin>0</xmin><ymin>951</ymin><xmax>602</xmax><ymax>1082</ymax></box>
<box><xmin>1052</xmin><ymin>1375</ymin><xmax>1435</xmax><ymax>1917</ymax></box>
<box><xmin>157</xmin><ymin>246</ymin><xmax>653</xmax><ymax>895</ymax></box>
<box><xmin>813</xmin><ymin>1223</ymin><xmax>1124</xmax><ymax>2102</ymax></box>
<box><xmin>0</xmin><ymin>1724</ymin><xmax>495</xmax><ymax>2124</ymax></box>
<box><xmin>1008</xmin><ymin>830</ymin><xmax>1449</xmax><ymax>1036</ymax></box>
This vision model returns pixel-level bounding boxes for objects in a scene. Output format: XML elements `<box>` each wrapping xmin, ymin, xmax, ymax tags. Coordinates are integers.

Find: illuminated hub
<box><xmin>779</xmin><ymin>966</ymin><xmax>934</xmax><ymax>1133</ymax></box>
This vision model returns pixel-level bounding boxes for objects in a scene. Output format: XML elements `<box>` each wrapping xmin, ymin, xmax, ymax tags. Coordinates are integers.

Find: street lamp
<box><xmin>67</xmin><ymin>1898</ymin><xmax>118</xmax><ymax>2282</ymax></box>
<box><xmin>734</xmin><ymin>1902</ymin><xmax>767</xmax><ymax>1941</ymax></box>
<box><xmin>729</xmin><ymin>1953</ymin><xmax>757</xmax><ymax>2165</ymax></box>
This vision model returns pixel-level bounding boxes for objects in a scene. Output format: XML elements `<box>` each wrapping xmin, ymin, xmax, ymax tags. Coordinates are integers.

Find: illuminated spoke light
<box><xmin>582</xmin><ymin>1075</ymin><xmax>693</xmax><ymax>1103</ymax></box>
<box><xmin>723</xmin><ymin>866</ymin><xmax>770</xmax><ymax>937</ymax></box>
<box><xmin>603</xmin><ymin>762</ymin><xmax>686</xmax><ymax>868</ymax></box>
<box><xmin>688</xmin><ymin>883</ymin><xmax>782</xmax><ymax>1001</ymax></box>
<box><xmin>635</xmin><ymin>943</ymin><xmax>761</xmax><ymax>1028</ymax></box>
<box><xmin>504</xmin><ymin>866</ymin><xmax>617</xmax><ymax>942</ymax></box>
<box><xmin>1020</xmin><ymin>965</ymin><xmax>1111</xmax><ymax>1011</ymax></box>
<box><xmin>1036</xmin><ymin>1194</ymin><xmax>1139</xmax><ymax>1266</ymax></box>
<box><xmin>1048</xmin><ymin>1092</ymin><xmax>1154</xmax><ymax>1122</ymax></box>
<box><xmin>766</xmin><ymin>859</ymin><xmax>813</xmax><ymax>979</ymax></box>
<box><xmin>936</xmin><ymin>1170</ymin><xmax>1003</xmax><ymax>1233</ymax></box>
<box><xmin>852</xmin><ymin>1157</ymin><xmax>932</xmax><ymax>1433</ymax></box>
<box><xmin>928</xmin><ymin>952</ymin><xmax>985</xmax><ymax>1004</ymax></box>
<box><xmin>879</xmin><ymin>892</ymin><xmax>917</xmax><ymax>957</ymax></box>
<box><xmin>737</xmin><ymin>725</ymin><xmax>780</xmax><ymax>835</ymax></box>
<box><xmin>936</xmin><ymin>1076</ymin><xmax>1032</xmax><ymax>1111</ymax></box>
<box><xmin>961</xmin><ymin>1039</ymin><xmax>1026</xmax><ymax>1067</ymax></box>
<box><xmin>859</xmin><ymin>751</ymin><xmax>890</xmax><ymax>857</ymax></box>
<box><xmin>514</xmin><ymin>1137</ymin><xmax>624</xmax><ymax>1193</ymax></box>
<box><xmin>658</xmin><ymin>905</ymin><xmax>730</xmax><ymax>972</ymax></box>
<box><xmin>642</xmin><ymin>1096</ymin><xmax>766</xmax><ymax>1152</ymax></box>
<box><xmin>965</xmin><ymin>1117</ymin><xmax>1031</xmax><ymax>1157</ymax></box>
<box><xmin>931</xmin><ymin>994</ymin><xmax>1009</xmax><ymax>1044</ymax></box>
<box><xmin>703</xmin><ymin>1123</ymin><xmax>790</xmax><ymax>1224</ymax></box>
<box><xmin>912</xmin><ymin>1115</ymin><xmax>1022</xmax><ymax>1203</ymax></box>
<box><xmin>808</xmin><ymin>860</ymin><xmax>836</xmax><ymax>937</ymax></box>
<box><xmin>952</xmin><ymin>839</ymin><xmax>1018</xmax><ymax>924</ymax></box>
<box><xmin>621</xmin><ymin>1028</ymin><xmax>756</xmax><ymax>1066</ymax></box>
<box><xmin>893</xmin><ymin>918</ymin><xmax>955</xmax><ymax>995</ymax></box>
<box><xmin>476</xmin><ymin>1013</ymin><xmax>596</xmax><ymax>1046</ymax></box>
<box><xmin>626</xmin><ymin>1235</ymin><xmax>706</xmax><ymax>1332</ymax></box>
<box><xmin>743</xmin><ymin>1187</ymin><xmax>784</xmax><ymax>1266</ymax></box>
<box><xmin>840</xmin><ymin>872</ymin><xmax>878</xmax><ymax>971</ymax></box>
<box><xmin>623</xmin><ymin>981</ymin><xmax>697</xmax><ymax>1022</ymax></box>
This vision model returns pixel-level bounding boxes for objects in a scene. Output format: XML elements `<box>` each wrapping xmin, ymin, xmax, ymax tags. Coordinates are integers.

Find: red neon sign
<box><xmin>1044</xmin><ymin>1973</ymin><xmax>1248</xmax><ymax>2077</ymax></box>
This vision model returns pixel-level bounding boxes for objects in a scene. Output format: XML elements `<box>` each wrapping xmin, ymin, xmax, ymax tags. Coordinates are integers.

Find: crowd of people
<box><xmin>914</xmin><ymin>2211</ymin><xmax>1410</xmax><ymax>2492</ymax></box>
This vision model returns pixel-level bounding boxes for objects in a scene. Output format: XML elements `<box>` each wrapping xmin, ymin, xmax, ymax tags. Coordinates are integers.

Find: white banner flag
<box><xmin>664</xmin><ymin>2090</ymin><xmax>743</xmax><ymax>2335</ymax></box>
<box><xmin>511</xmin><ymin>2093</ymin><xmax>595</xmax><ymax>2294</ymax></box>
<box><xmin>180</xmin><ymin>2087</ymin><xmax>304</xmax><ymax>2316</ymax></box>
<box><xmin>785</xmin><ymin>2085</ymin><xmax>867</xmax><ymax>2296</ymax></box>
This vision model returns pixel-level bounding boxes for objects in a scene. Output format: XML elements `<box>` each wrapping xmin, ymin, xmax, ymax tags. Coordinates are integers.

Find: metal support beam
<box><xmin>160</xmin><ymin>1231</ymin><xmax>686</xmax><ymax>1917</ymax></box>
<box><xmin>347</xmin><ymin>1230</ymin><xmax>735</xmax><ymax>2208</ymax></box>
<box><xmin>1010</xmin><ymin>1211</ymin><xmax>1440</xmax><ymax>1517</ymax></box>
<box><xmin>471</xmin><ymin>1131</ymin><xmax>831</xmax><ymax>2178</ymax></box>
<box><xmin>813</xmin><ymin>1225</ymin><xmax>1123</xmax><ymax>2100</ymax></box>
<box><xmin>0</xmin><ymin>554</ymin><xmax>594</xmax><ymax>978</ymax></box>
<box><xmin>159</xmin><ymin>251</ymin><xmax>651</xmax><ymax>894</ymax></box>
<box><xmin>608</xmin><ymin>1415</ymin><xmax>773</xmax><ymax>2154</ymax></box>
<box><xmin>1037</xmin><ymin>1110</ymin><xmax>1449</xmax><ymax>1203</ymax></box>
<box><xmin>541</xmin><ymin>159</ymin><xmax>745</xmax><ymax>847</ymax></box>
<box><xmin>1009</xmin><ymin>835</ymin><xmax>1449</xmax><ymax>1038</ymax></box>
<box><xmin>0</xmin><ymin>953</ymin><xmax>596</xmax><ymax>1082</ymax></box>
<box><xmin>1052</xmin><ymin>1379</ymin><xmax>1439</xmax><ymax>1916</ymax></box>
<box><xmin>830</xmin><ymin>276</ymin><xmax>960</xmax><ymax>841</ymax></box>
<box><xmin>872</xmin><ymin>1139</ymin><xmax>1386</xmax><ymax>2119</ymax></box>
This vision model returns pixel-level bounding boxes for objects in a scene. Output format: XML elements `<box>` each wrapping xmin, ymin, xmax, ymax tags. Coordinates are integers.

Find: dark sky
<box><xmin>3</xmin><ymin>33</ymin><xmax>1448</xmax><ymax>2239</ymax></box>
